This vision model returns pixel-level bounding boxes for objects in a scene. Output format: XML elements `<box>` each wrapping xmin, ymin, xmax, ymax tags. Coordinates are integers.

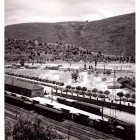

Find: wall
<box><xmin>31</xmin><ymin>88</ymin><xmax>44</xmax><ymax>97</ymax></box>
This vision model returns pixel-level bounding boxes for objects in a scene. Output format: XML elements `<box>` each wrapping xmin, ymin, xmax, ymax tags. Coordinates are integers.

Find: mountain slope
<box><xmin>5</xmin><ymin>13</ymin><xmax>135</xmax><ymax>56</ymax></box>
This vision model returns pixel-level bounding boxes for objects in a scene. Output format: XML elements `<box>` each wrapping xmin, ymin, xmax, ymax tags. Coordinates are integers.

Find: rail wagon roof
<box><xmin>61</xmin><ymin>108</ymin><xmax>70</xmax><ymax>113</ymax></box>
<box><xmin>23</xmin><ymin>101</ymin><xmax>33</xmax><ymax>105</ymax></box>
<box><xmin>5</xmin><ymin>94</ymin><xmax>23</xmax><ymax>101</ymax></box>
<box><xmin>75</xmin><ymin>101</ymin><xmax>101</xmax><ymax>109</ymax></box>
<box><xmin>5</xmin><ymin>77</ymin><xmax>44</xmax><ymax>90</ymax></box>
<box><xmin>115</xmin><ymin>119</ymin><xmax>134</xmax><ymax>128</ymax></box>
<box><xmin>57</xmin><ymin>97</ymin><xmax>65</xmax><ymax>100</ymax></box>
<box><xmin>65</xmin><ymin>98</ymin><xmax>75</xmax><ymax>102</ymax></box>
<box><xmin>78</xmin><ymin>113</ymin><xmax>89</xmax><ymax>118</ymax></box>
<box><xmin>34</xmin><ymin>104</ymin><xmax>63</xmax><ymax>114</ymax></box>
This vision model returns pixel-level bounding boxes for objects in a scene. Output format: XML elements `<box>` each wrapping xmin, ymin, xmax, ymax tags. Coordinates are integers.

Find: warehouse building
<box><xmin>5</xmin><ymin>77</ymin><xmax>44</xmax><ymax>97</ymax></box>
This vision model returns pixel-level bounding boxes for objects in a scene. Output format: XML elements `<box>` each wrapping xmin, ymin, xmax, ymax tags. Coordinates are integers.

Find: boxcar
<box><xmin>114</xmin><ymin>120</ymin><xmax>135</xmax><ymax>140</ymax></box>
<box><xmin>5</xmin><ymin>94</ymin><xmax>23</xmax><ymax>107</ymax></box>
<box><xmin>73</xmin><ymin>101</ymin><xmax>101</xmax><ymax>115</ymax></box>
<box><xmin>57</xmin><ymin>97</ymin><xmax>74</xmax><ymax>106</ymax></box>
<box><xmin>46</xmin><ymin>104</ymin><xmax>54</xmax><ymax>108</ymax></box>
<box><xmin>32</xmin><ymin>100</ymin><xmax>40</xmax><ymax>104</ymax></box>
<box><xmin>22</xmin><ymin>101</ymin><xmax>33</xmax><ymax>110</ymax></box>
<box><xmin>57</xmin><ymin>97</ymin><xmax>65</xmax><ymax>104</ymax></box>
<box><xmin>61</xmin><ymin>108</ymin><xmax>72</xmax><ymax>120</ymax></box>
<box><xmin>34</xmin><ymin>104</ymin><xmax>64</xmax><ymax>121</ymax></box>
<box><xmin>73</xmin><ymin>113</ymin><xmax>89</xmax><ymax>125</ymax></box>
<box><xmin>93</xmin><ymin>119</ymin><xmax>110</xmax><ymax>133</ymax></box>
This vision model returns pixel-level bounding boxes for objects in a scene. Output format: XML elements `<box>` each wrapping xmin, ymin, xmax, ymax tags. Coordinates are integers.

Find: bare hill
<box><xmin>5</xmin><ymin>13</ymin><xmax>135</xmax><ymax>56</ymax></box>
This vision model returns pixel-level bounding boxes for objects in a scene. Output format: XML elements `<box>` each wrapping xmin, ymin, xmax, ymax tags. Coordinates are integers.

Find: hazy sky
<box><xmin>5</xmin><ymin>0</ymin><xmax>135</xmax><ymax>25</ymax></box>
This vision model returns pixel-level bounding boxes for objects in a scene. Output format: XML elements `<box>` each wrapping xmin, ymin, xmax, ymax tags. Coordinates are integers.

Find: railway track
<box><xmin>64</xmin><ymin>120</ymin><xmax>118</xmax><ymax>139</ymax></box>
<box><xmin>5</xmin><ymin>103</ymin><xmax>121</xmax><ymax>140</ymax></box>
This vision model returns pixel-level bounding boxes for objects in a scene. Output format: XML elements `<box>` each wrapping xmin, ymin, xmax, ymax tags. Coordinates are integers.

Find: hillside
<box><xmin>5</xmin><ymin>13</ymin><xmax>135</xmax><ymax>56</ymax></box>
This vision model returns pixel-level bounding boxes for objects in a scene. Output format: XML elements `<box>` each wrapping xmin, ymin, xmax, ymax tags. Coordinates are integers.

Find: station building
<box><xmin>5</xmin><ymin>77</ymin><xmax>44</xmax><ymax>97</ymax></box>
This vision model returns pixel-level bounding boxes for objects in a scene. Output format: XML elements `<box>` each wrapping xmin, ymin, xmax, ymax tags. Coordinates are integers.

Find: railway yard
<box><xmin>4</xmin><ymin>2</ymin><xmax>136</xmax><ymax>139</ymax></box>
<box><xmin>5</xmin><ymin>103</ymin><xmax>120</xmax><ymax>140</ymax></box>
<box><xmin>5</xmin><ymin>62</ymin><xmax>135</xmax><ymax>140</ymax></box>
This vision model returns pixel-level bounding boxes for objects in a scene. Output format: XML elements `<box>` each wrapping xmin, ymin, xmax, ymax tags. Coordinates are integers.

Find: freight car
<box><xmin>5</xmin><ymin>94</ymin><xmax>65</xmax><ymax>121</ymax></box>
<box><xmin>93</xmin><ymin>119</ymin><xmax>110</xmax><ymax>133</ymax></box>
<box><xmin>73</xmin><ymin>101</ymin><xmax>101</xmax><ymax>115</ymax></box>
<box><xmin>22</xmin><ymin>101</ymin><xmax>33</xmax><ymax>110</ymax></box>
<box><xmin>61</xmin><ymin>108</ymin><xmax>72</xmax><ymax>120</ymax></box>
<box><xmin>114</xmin><ymin>119</ymin><xmax>135</xmax><ymax>140</ymax></box>
<box><xmin>33</xmin><ymin>104</ymin><xmax>64</xmax><ymax>121</ymax></box>
<box><xmin>57</xmin><ymin>97</ymin><xmax>74</xmax><ymax>106</ymax></box>
<box><xmin>5</xmin><ymin>93</ymin><xmax>135</xmax><ymax>139</ymax></box>
<box><xmin>73</xmin><ymin>113</ymin><xmax>89</xmax><ymax>125</ymax></box>
<box><xmin>5</xmin><ymin>94</ymin><xmax>23</xmax><ymax>107</ymax></box>
<box><xmin>57</xmin><ymin>97</ymin><xmax>102</xmax><ymax>115</ymax></box>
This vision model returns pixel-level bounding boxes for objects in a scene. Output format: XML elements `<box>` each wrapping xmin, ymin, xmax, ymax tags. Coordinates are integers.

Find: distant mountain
<box><xmin>5</xmin><ymin>13</ymin><xmax>135</xmax><ymax>56</ymax></box>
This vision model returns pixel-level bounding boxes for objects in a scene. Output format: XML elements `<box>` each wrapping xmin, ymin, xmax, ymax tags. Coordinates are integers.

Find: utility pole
<box><xmin>51</xmin><ymin>87</ymin><xmax>53</xmax><ymax>103</ymax></box>
<box><xmin>110</xmin><ymin>69</ymin><xmax>117</xmax><ymax>119</ymax></box>
<box><xmin>95</xmin><ymin>59</ymin><xmax>97</xmax><ymax>71</ymax></box>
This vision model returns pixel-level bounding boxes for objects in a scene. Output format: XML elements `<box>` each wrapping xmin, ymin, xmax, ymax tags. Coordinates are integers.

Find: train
<box><xmin>5</xmin><ymin>92</ymin><xmax>135</xmax><ymax>140</ymax></box>
<box><xmin>57</xmin><ymin>97</ymin><xmax>101</xmax><ymax>115</ymax></box>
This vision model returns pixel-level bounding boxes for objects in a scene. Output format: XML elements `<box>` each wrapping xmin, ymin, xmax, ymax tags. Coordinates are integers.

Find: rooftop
<box><xmin>5</xmin><ymin>77</ymin><xmax>44</xmax><ymax>90</ymax></box>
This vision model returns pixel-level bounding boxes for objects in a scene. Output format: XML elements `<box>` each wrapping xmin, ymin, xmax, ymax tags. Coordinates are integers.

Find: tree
<box><xmin>117</xmin><ymin>92</ymin><xmax>124</xmax><ymax>111</ymax></box>
<box><xmin>98</xmin><ymin>94</ymin><xmax>105</xmax><ymax>100</ymax></box>
<box><xmin>76</xmin><ymin>86</ymin><xmax>81</xmax><ymax>90</ymax></box>
<box><xmin>92</xmin><ymin>88</ymin><xmax>98</xmax><ymax>93</ymax></box>
<box><xmin>71</xmin><ymin>71</ymin><xmax>79</xmax><ymax>82</ymax></box>
<box><xmin>121</xmin><ymin>97</ymin><xmax>128</xmax><ymax>105</ymax></box>
<box><xmin>130</xmin><ymin>98</ymin><xmax>135</xmax><ymax>106</ymax></box>
<box><xmin>95</xmin><ymin>59</ymin><xmax>97</xmax><ymax>71</ymax></box>
<box><xmin>20</xmin><ymin>59</ymin><xmax>25</xmax><ymax>67</ymax></box>
<box><xmin>86</xmin><ymin>91</ymin><xmax>92</xmax><ymax>99</ymax></box>
<box><xmin>71</xmin><ymin>87</ymin><xmax>75</xmax><ymax>96</ymax></box>
<box><xmin>98</xmin><ymin>51</ymin><xmax>102</xmax><ymax>55</ymax></box>
<box><xmin>81</xmin><ymin>87</ymin><xmax>87</xmax><ymax>91</ymax></box>
<box><xmin>92</xmin><ymin>93</ymin><xmax>98</xmax><ymax>99</ymax></box>
<box><xmin>131</xmin><ymin>93</ymin><xmax>135</xmax><ymax>99</ymax></box>
<box><xmin>75</xmin><ymin>90</ymin><xmax>79</xmax><ymax>97</ymax></box>
<box><xmin>79</xmin><ymin>91</ymin><xmax>85</xmax><ymax>98</ymax></box>
<box><xmin>104</xmin><ymin>90</ymin><xmax>110</xmax><ymax>98</ymax></box>
<box><xmin>6</xmin><ymin>115</ymin><xmax>61</xmax><ymax>140</ymax></box>
<box><xmin>106</xmin><ymin>70</ymin><xmax>111</xmax><ymax>75</ymax></box>
<box><xmin>5</xmin><ymin>119</ymin><xmax>12</xmax><ymax>140</ymax></box>
<box><xmin>125</xmin><ymin>92</ymin><xmax>131</xmax><ymax>98</ymax></box>
<box><xmin>66</xmin><ymin>85</ymin><xmax>71</xmax><ymax>89</ymax></box>
<box><xmin>59</xmin><ymin>82</ymin><xmax>64</xmax><ymax>96</ymax></box>
<box><xmin>98</xmin><ymin>90</ymin><xmax>103</xmax><ymax>94</ymax></box>
<box><xmin>65</xmin><ymin>88</ymin><xmax>69</xmax><ymax>96</ymax></box>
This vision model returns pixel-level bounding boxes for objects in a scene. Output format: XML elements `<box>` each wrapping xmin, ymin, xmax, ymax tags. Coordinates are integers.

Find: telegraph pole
<box><xmin>51</xmin><ymin>87</ymin><xmax>53</xmax><ymax>103</ymax></box>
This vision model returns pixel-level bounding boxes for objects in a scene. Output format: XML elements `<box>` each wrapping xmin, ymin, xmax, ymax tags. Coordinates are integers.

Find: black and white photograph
<box><xmin>4</xmin><ymin>0</ymin><xmax>136</xmax><ymax>139</ymax></box>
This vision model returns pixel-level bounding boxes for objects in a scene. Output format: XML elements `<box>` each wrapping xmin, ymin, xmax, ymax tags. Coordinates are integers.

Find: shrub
<box><xmin>106</xmin><ymin>70</ymin><xmax>111</xmax><ymax>75</ymax></box>
<box><xmin>102</xmin><ymin>77</ymin><xmax>107</xmax><ymax>81</ymax></box>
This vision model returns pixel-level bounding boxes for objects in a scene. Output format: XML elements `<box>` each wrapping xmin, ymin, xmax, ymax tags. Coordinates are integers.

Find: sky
<box><xmin>5</xmin><ymin>0</ymin><xmax>135</xmax><ymax>26</ymax></box>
